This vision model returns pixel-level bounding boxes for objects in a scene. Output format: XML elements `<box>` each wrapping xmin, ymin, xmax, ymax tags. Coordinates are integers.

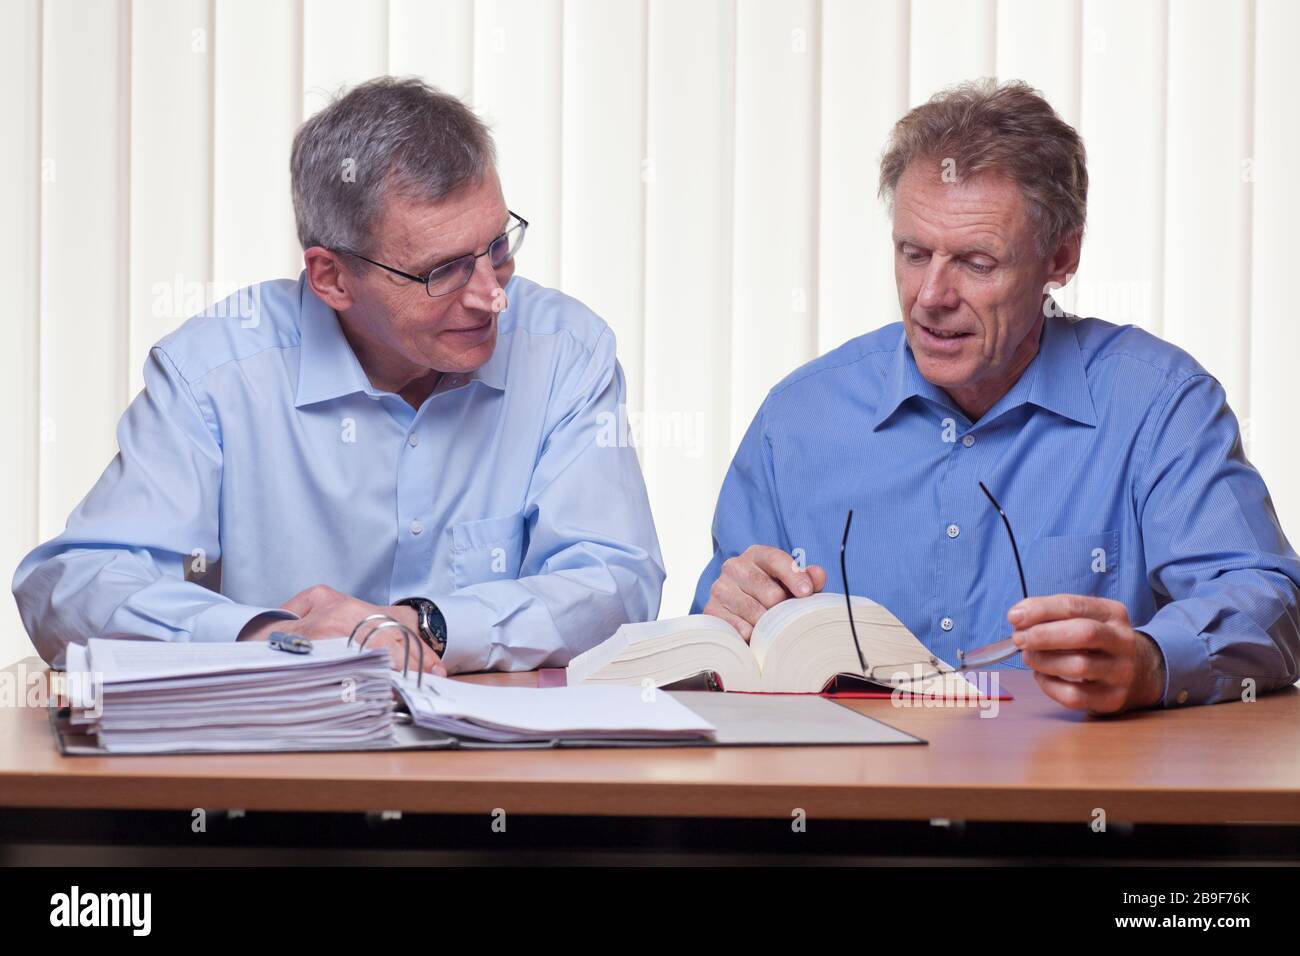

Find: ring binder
<box><xmin>347</xmin><ymin>613</ymin><xmax>436</xmax><ymax>691</ymax></box>
<box><xmin>347</xmin><ymin>614</ymin><xmax>391</xmax><ymax>646</ymax></box>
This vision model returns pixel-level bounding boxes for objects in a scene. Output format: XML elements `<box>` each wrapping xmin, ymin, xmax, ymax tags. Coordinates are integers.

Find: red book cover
<box><xmin>537</xmin><ymin>668</ymin><xmax>1013</xmax><ymax>700</ymax></box>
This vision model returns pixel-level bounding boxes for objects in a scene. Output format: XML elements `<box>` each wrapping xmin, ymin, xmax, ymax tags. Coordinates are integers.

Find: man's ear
<box><xmin>303</xmin><ymin>247</ymin><xmax>356</xmax><ymax>311</ymax></box>
<box><xmin>1044</xmin><ymin>229</ymin><xmax>1082</xmax><ymax>290</ymax></box>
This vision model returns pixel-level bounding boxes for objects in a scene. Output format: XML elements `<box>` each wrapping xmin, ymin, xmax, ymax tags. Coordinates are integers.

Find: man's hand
<box><xmin>702</xmin><ymin>545</ymin><xmax>828</xmax><ymax>641</ymax></box>
<box><xmin>1008</xmin><ymin>594</ymin><xmax>1166</xmax><ymax>716</ymax></box>
<box><xmin>238</xmin><ymin>584</ymin><xmax>446</xmax><ymax>676</ymax></box>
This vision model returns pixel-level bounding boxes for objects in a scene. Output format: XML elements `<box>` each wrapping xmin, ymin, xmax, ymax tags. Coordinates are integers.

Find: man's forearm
<box><xmin>434</xmin><ymin>559</ymin><xmax>662</xmax><ymax>674</ymax></box>
<box><xmin>1137</xmin><ymin>569</ymin><xmax>1300</xmax><ymax>707</ymax></box>
<box><xmin>14</xmin><ymin>546</ymin><xmax>293</xmax><ymax>666</ymax></box>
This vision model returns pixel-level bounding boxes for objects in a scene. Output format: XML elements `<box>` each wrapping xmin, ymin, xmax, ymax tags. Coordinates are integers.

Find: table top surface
<box><xmin>2</xmin><ymin>658</ymin><xmax>1296</xmax><ymax>824</ymax></box>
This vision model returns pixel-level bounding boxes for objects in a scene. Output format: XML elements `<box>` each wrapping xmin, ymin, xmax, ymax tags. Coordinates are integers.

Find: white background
<box><xmin>2</xmin><ymin>0</ymin><xmax>1297</xmax><ymax>668</ymax></box>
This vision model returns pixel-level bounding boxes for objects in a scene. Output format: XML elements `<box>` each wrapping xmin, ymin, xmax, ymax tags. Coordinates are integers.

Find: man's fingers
<box><xmin>1022</xmin><ymin>647</ymin><xmax>1126</xmax><ymax>684</ymax></box>
<box><xmin>1008</xmin><ymin>593</ymin><xmax>1127</xmax><ymax>629</ymax></box>
<box><xmin>807</xmin><ymin>564</ymin><xmax>828</xmax><ymax>593</ymax></box>
<box><xmin>379</xmin><ymin>636</ymin><xmax>446</xmax><ymax>676</ymax></box>
<box><xmin>1013</xmin><ymin>617</ymin><xmax>1122</xmax><ymax>655</ymax></box>
<box><xmin>1033</xmin><ymin>671</ymin><xmax>1126</xmax><ymax>715</ymax></box>
<box><xmin>707</xmin><ymin>547</ymin><xmax>826</xmax><ymax>638</ymax></box>
<box><xmin>406</xmin><ymin>643</ymin><xmax>446</xmax><ymax>676</ymax></box>
<box><xmin>280</xmin><ymin>583</ymin><xmax>345</xmax><ymax>618</ymax></box>
<box><xmin>702</xmin><ymin>599</ymin><xmax>757</xmax><ymax>642</ymax></box>
<box><xmin>280</xmin><ymin>587</ymin><xmax>318</xmax><ymax>617</ymax></box>
<box><xmin>713</xmin><ymin>583</ymin><xmax>769</xmax><ymax>636</ymax></box>
<box><xmin>717</xmin><ymin>556</ymin><xmax>785</xmax><ymax>621</ymax></box>
<box><xmin>751</xmin><ymin>548</ymin><xmax>815</xmax><ymax>598</ymax></box>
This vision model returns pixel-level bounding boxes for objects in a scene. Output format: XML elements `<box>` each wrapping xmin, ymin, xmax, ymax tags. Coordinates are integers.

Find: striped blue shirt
<box><xmin>692</xmin><ymin>312</ymin><xmax>1300</xmax><ymax>707</ymax></box>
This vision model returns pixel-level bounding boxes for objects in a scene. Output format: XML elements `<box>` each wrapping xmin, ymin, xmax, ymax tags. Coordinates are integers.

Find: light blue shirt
<box><xmin>15</xmin><ymin>272</ymin><xmax>664</xmax><ymax>672</ymax></box>
<box><xmin>692</xmin><ymin>312</ymin><xmax>1300</xmax><ymax>707</ymax></box>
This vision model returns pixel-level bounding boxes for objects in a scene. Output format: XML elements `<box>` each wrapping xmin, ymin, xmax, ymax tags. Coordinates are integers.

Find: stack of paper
<box><xmin>392</xmin><ymin>673</ymin><xmax>717</xmax><ymax>744</ymax></box>
<box><xmin>64</xmin><ymin>637</ymin><xmax>396</xmax><ymax>753</ymax></box>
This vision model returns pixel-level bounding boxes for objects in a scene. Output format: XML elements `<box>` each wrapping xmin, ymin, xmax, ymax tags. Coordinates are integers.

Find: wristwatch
<box><xmin>394</xmin><ymin>597</ymin><xmax>448</xmax><ymax>657</ymax></box>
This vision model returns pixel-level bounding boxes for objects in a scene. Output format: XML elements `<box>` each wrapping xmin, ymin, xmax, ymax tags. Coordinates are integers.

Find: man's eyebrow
<box><xmin>893</xmin><ymin>234</ymin><xmax>1002</xmax><ymax>258</ymax></box>
<box><xmin>413</xmin><ymin>214</ymin><xmax>512</xmax><ymax>275</ymax></box>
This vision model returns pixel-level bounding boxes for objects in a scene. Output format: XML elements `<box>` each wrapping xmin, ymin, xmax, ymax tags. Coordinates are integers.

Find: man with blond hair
<box><xmin>694</xmin><ymin>80</ymin><xmax>1299</xmax><ymax>715</ymax></box>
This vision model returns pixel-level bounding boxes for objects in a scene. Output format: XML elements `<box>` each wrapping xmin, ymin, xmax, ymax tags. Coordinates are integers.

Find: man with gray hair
<box><xmin>14</xmin><ymin>76</ymin><xmax>664</xmax><ymax>675</ymax></box>
<box><xmin>694</xmin><ymin>80</ymin><xmax>1299</xmax><ymax>714</ymax></box>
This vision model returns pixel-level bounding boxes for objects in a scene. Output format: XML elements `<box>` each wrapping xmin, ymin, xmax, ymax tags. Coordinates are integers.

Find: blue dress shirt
<box><xmin>15</xmin><ymin>272</ymin><xmax>664</xmax><ymax>671</ymax></box>
<box><xmin>692</xmin><ymin>312</ymin><xmax>1300</xmax><ymax>707</ymax></box>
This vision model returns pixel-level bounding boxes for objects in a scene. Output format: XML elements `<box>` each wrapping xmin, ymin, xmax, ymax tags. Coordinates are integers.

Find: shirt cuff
<box><xmin>431</xmin><ymin>593</ymin><xmax>496</xmax><ymax>674</ymax></box>
<box><xmin>1135</xmin><ymin>617</ymin><xmax>1215</xmax><ymax>707</ymax></box>
<box><xmin>192</xmin><ymin>601</ymin><xmax>297</xmax><ymax>644</ymax></box>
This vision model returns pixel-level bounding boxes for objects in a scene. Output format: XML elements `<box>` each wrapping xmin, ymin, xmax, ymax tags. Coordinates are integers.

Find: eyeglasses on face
<box><xmin>339</xmin><ymin>210</ymin><xmax>528</xmax><ymax>297</ymax></box>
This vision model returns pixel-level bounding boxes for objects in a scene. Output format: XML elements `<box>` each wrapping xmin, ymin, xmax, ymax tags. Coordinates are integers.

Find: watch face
<box><xmin>404</xmin><ymin>599</ymin><xmax>446</xmax><ymax>654</ymax></box>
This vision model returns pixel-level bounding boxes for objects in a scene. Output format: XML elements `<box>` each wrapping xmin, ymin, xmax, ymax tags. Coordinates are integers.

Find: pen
<box><xmin>268</xmin><ymin>632</ymin><xmax>313</xmax><ymax>654</ymax></box>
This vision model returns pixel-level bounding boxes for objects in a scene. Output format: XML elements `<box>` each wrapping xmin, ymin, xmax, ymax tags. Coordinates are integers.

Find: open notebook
<box><xmin>51</xmin><ymin>636</ymin><xmax>925</xmax><ymax>754</ymax></box>
<box><xmin>567</xmin><ymin>593</ymin><xmax>991</xmax><ymax>699</ymax></box>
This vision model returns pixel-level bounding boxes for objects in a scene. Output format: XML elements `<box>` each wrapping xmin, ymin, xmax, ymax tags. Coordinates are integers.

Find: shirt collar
<box><xmin>1026</xmin><ymin>307</ymin><xmax>1097</xmax><ymax>428</ymax></box>
<box><xmin>294</xmin><ymin>271</ymin><xmax>507</xmax><ymax>408</ymax></box>
<box><xmin>869</xmin><ymin>306</ymin><xmax>1097</xmax><ymax>431</ymax></box>
<box><xmin>868</xmin><ymin>328</ymin><xmax>956</xmax><ymax>431</ymax></box>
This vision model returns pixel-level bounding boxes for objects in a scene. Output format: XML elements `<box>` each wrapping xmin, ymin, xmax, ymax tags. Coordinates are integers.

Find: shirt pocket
<box><xmin>449</xmin><ymin>511</ymin><xmax>527</xmax><ymax>588</ymax></box>
<box><xmin>1023</xmin><ymin>530</ymin><xmax>1119</xmax><ymax>600</ymax></box>
<box><xmin>1003</xmin><ymin>530</ymin><xmax>1119</xmax><ymax>669</ymax></box>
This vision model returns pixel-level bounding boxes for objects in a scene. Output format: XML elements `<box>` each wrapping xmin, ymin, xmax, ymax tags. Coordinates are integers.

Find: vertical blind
<box><xmin>2</xmin><ymin>0</ymin><xmax>1295</xmax><ymax>667</ymax></box>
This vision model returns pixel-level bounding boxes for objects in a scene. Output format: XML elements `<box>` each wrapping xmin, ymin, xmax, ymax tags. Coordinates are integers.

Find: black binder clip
<box><xmin>269</xmin><ymin>631</ymin><xmax>313</xmax><ymax>654</ymax></box>
<box><xmin>347</xmin><ymin>613</ymin><xmax>436</xmax><ymax>692</ymax></box>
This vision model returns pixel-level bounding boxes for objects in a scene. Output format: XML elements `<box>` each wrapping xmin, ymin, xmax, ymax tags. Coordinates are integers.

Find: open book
<box><xmin>567</xmin><ymin>593</ymin><xmax>984</xmax><ymax>698</ymax></box>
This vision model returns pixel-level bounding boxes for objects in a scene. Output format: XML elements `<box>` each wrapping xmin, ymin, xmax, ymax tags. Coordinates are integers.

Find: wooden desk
<box><xmin>1</xmin><ymin>657</ymin><xmax>1297</xmax><ymax>827</ymax></box>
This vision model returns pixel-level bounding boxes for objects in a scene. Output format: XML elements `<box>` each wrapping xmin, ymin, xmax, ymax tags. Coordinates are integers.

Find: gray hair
<box><xmin>290</xmin><ymin>76</ymin><xmax>496</xmax><ymax>252</ymax></box>
<box><xmin>878</xmin><ymin>79</ymin><xmax>1087</xmax><ymax>257</ymax></box>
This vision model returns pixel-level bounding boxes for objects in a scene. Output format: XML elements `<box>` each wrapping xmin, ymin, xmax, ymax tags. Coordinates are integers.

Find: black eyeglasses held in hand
<box><xmin>839</xmin><ymin>510</ymin><xmax>948</xmax><ymax>688</ymax></box>
<box><xmin>953</xmin><ymin>481</ymin><xmax>1029</xmax><ymax>670</ymax></box>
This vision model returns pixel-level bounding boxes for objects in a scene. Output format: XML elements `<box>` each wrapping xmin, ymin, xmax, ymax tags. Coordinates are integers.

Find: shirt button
<box><xmin>940</xmin><ymin>617</ymin><xmax>954</xmax><ymax>632</ymax></box>
<box><xmin>407</xmin><ymin>433</ymin><xmax>419</xmax><ymax>448</ymax></box>
<box><xmin>1176</xmin><ymin>689</ymin><xmax>1189</xmax><ymax>705</ymax></box>
<box><xmin>962</xmin><ymin>434</ymin><xmax>975</xmax><ymax>447</ymax></box>
<box><xmin>409</xmin><ymin>519</ymin><xmax>423</xmax><ymax>535</ymax></box>
<box><xmin>946</xmin><ymin>523</ymin><xmax>960</xmax><ymax>539</ymax></box>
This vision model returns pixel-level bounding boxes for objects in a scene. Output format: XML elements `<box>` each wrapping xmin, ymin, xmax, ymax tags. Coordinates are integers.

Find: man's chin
<box><xmin>912</xmin><ymin>352</ymin><xmax>977</xmax><ymax>390</ymax></box>
<box><xmin>432</xmin><ymin>327</ymin><xmax>496</xmax><ymax>375</ymax></box>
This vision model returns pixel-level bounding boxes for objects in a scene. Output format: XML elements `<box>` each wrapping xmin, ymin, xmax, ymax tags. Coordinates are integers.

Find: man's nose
<box><xmin>459</xmin><ymin>253</ymin><xmax>502</xmax><ymax>311</ymax></box>
<box><xmin>916</xmin><ymin>259</ymin><xmax>959</xmax><ymax>312</ymax></box>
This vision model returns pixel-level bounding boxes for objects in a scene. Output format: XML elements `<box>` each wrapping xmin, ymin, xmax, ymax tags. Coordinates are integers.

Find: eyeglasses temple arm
<box><xmin>978</xmin><ymin>481</ymin><xmax>1028</xmax><ymax>601</ymax></box>
<box><xmin>840</xmin><ymin>509</ymin><xmax>868</xmax><ymax>673</ymax></box>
